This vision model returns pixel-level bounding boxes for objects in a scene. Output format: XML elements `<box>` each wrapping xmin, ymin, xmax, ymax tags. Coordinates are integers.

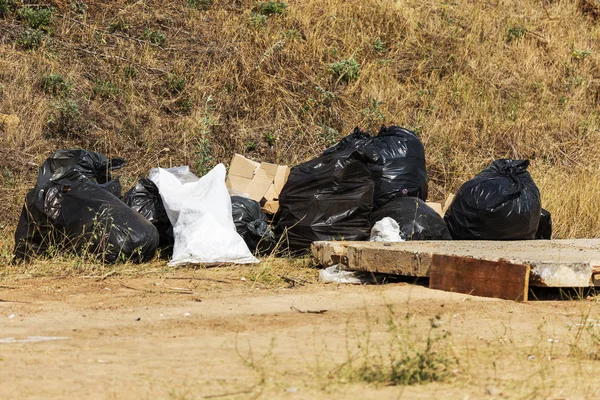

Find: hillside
<box><xmin>1</xmin><ymin>0</ymin><xmax>599</xmax><ymax>258</ymax></box>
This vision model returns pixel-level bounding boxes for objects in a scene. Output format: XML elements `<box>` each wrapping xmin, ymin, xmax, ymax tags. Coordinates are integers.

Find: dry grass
<box><xmin>1</xmin><ymin>0</ymin><xmax>599</xmax><ymax>259</ymax></box>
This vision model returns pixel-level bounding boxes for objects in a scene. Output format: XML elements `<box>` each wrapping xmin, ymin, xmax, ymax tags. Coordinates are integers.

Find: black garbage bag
<box><xmin>231</xmin><ymin>196</ymin><xmax>277</xmax><ymax>254</ymax></box>
<box><xmin>277</xmin><ymin>149</ymin><xmax>374</xmax><ymax>252</ymax></box>
<box><xmin>370</xmin><ymin>197</ymin><xmax>452</xmax><ymax>241</ymax></box>
<box><xmin>13</xmin><ymin>187</ymin><xmax>57</xmax><ymax>260</ymax></box>
<box><xmin>55</xmin><ymin>180</ymin><xmax>158</xmax><ymax>262</ymax></box>
<box><xmin>36</xmin><ymin>149</ymin><xmax>126</xmax><ymax>187</ymax></box>
<box><xmin>360</xmin><ymin>126</ymin><xmax>428</xmax><ymax>208</ymax></box>
<box><xmin>444</xmin><ymin>159</ymin><xmax>541</xmax><ymax>240</ymax></box>
<box><xmin>14</xmin><ymin>149</ymin><xmax>157</xmax><ymax>263</ymax></box>
<box><xmin>123</xmin><ymin>178</ymin><xmax>173</xmax><ymax>251</ymax></box>
<box><xmin>535</xmin><ymin>208</ymin><xmax>552</xmax><ymax>240</ymax></box>
<box><xmin>322</xmin><ymin>127</ymin><xmax>371</xmax><ymax>156</ymax></box>
<box><xmin>323</xmin><ymin>126</ymin><xmax>428</xmax><ymax>210</ymax></box>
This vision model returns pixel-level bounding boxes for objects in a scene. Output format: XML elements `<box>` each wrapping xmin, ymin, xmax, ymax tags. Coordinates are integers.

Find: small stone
<box><xmin>183</xmin><ymin>312</ymin><xmax>191</xmax><ymax>317</ymax></box>
<box><xmin>485</xmin><ymin>385</ymin><xmax>501</xmax><ymax>396</ymax></box>
<box><xmin>8</xmin><ymin>314</ymin><xmax>14</xmax><ymax>319</ymax></box>
<box><xmin>286</xmin><ymin>387</ymin><xmax>298</xmax><ymax>393</ymax></box>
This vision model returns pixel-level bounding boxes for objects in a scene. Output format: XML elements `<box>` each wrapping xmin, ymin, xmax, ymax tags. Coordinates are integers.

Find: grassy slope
<box><xmin>0</xmin><ymin>0</ymin><xmax>599</xmax><ymax>260</ymax></box>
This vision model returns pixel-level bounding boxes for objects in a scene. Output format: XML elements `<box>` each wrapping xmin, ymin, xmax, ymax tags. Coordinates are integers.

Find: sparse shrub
<box><xmin>195</xmin><ymin>137</ymin><xmax>215</xmax><ymax>176</ymax></box>
<box><xmin>45</xmin><ymin>99</ymin><xmax>83</xmax><ymax>138</ymax></box>
<box><xmin>187</xmin><ymin>0</ymin><xmax>213</xmax><ymax>10</ymax></box>
<box><xmin>70</xmin><ymin>1</ymin><xmax>88</xmax><ymax>15</ymax></box>
<box><xmin>93</xmin><ymin>79</ymin><xmax>120</xmax><ymax>99</ymax></box>
<box><xmin>0</xmin><ymin>0</ymin><xmax>17</xmax><ymax>18</ymax></box>
<box><xmin>143</xmin><ymin>28</ymin><xmax>166</xmax><ymax>46</ymax></box>
<box><xmin>329</xmin><ymin>57</ymin><xmax>360</xmax><ymax>83</ymax></box>
<box><xmin>362</xmin><ymin>99</ymin><xmax>385</xmax><ymax>126</ymax></box>
<box><xmin>17</xmin><ymin>7</ymin><xmax>55</xmax><ymax>33</ymax></box>
<box><xmin>40</xmin><ymin>73</ymin><xmax>72</xmax><ymax>97</ymax></box>
<box><xmin>249</xmin><ymin>12</ymin><xmax>267</xmax><ymax>27</ymax></box>
<box><xmin>506</xmin><ymin>25</ymin><xmax>527</xmax><ymax>42</ymax></box>
<box><xmin>338</xmin><ymin>314</ymin><xmax>457</xmax><ymax>386</ymax></box>
<box><xmin>253</xmin><ymin>1</ymin><xmax>287</xmax><ymax>16</ymax></box>
<box><xmin>166</xmin><ymin>74</ymin><xmax>187</xmax><ymax>94</ymax></box>
<box><xmin>18</xmin><ymin>28</ymin><xmax>44</xmax><ymax>50</ymax></box>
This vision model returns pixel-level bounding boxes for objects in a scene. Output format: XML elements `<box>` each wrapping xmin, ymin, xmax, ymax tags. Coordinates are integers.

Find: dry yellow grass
<box><xmin>0</xmin><ymin>0</ymin><xmax>599</xmax><ymax>258</ymax></box>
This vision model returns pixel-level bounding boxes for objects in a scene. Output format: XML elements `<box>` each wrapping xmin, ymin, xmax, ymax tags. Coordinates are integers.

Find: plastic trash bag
<box><xmin>231</xmin><ymin>196</ymin><xmax>276</xmax><ymax>255</ymax></box>
<box><xmin>14</xmin><ymin>149</ymin><xmax>157</xmax><ymax>263</ymax></box>
<box><xmin>319</xmin><ymin>264</ymin><xmax>379</xmax><ymax>284</ymax></box>
<box><xmin>444</xmin><ymin>159</ymin><xmax>541</xmax><ymax>240</ymax></box>
<box><xmin>36</xmin><ymin>149</ymin><xmax>126</xmax><ymax>187</ymax></box>
<box><xmin>277</xmin><ymin>149</ymin><xmax>374</xmax><ymax>252</ymax></box>
<box><xmin>14</xmin><ymin>179</ymin><xmax>159</xmax><ymax>263</ymax></box>
<box><xmin>369</xmin><ymin>217</ymin><xmax>404</xmax><ymax>242</ymax></box>
<box><xmin>322</xmin><ymin>126</ymin><xmax>428</xmax><ymax>210</ymax></box>
<box><xmin>360</xmin><ymin>126</ymin><xmax>428</xmax><ymax>208</ymax></box>
<box><xmin>370</xmin><ymin>197</ymin><xmax>452</xmax><ymax>241</ymax></box>
<box><xmin>536</xmin><ymin>208</ymin><xmax>552</xmax><ymax>240</ymax></box>
<box><xmin>149</xmin><ymin>164</ymin><xmax>259</xmax><ymax>266</ymax></box>
<box><xmin>123</xmin><ymin>178</ymin><xmax>173</xmax><ymax>251</ymax></box>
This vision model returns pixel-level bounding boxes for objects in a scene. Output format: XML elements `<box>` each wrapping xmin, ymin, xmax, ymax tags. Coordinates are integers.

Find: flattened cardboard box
<box><xmin>226</xmin><ymin>154</ymin><xmax>290</xmax><ymax>214</ymax></box>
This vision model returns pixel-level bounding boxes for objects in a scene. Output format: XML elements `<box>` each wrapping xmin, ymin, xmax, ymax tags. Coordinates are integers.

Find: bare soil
<box><xmin>2</xmin><ymin>268</ymin><xmax>600</xmax><ymax>399</ymax></box>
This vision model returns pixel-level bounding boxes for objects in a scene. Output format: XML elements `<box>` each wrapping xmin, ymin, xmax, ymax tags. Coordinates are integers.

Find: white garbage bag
<box><xmin>149</xmin><ymin>164</ymin><xmax>259</xmax><ymax>266</ymax></box>
<box><xmin>369</xmin><ymin>217</ymin><xmax>404</xmax><ymax>242</ymax></box>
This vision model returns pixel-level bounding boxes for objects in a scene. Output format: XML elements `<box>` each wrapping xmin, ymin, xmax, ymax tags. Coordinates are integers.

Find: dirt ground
<box><xmin>2</xmin><ymin>265</ymin><xmax>600</xmax><ymax>400</ymax></box>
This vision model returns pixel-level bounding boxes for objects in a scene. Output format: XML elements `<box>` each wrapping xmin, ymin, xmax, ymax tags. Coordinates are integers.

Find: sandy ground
<box><xmin>2</xmin><ymin>270</ymin><xmax>600</xmax><ymax>400</ymax></box>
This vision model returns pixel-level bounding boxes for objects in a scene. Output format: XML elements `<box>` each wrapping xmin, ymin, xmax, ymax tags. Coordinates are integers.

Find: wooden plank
<box><xmin>429</xmin><ymin>254</ymin><xmax>530</xmax><ymax>302</ymax></box>
<box><xmin>347</xmin><ymin>245</ymin><xmax>431</xmax><ymax>277</ymax></box>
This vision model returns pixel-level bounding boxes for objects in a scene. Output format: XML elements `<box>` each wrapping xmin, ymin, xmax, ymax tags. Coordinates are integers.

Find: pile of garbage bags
<box><xmin>14</xmin><ymin>124</ymin><xmax>552</xmax><ymax>265</ymax></box>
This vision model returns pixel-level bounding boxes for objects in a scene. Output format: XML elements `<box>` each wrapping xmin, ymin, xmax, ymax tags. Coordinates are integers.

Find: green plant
<box><xmin>17</xmin><ymin>7</ymin><xmax>55</xmax><ymax>32</ymax></box>
<box><xmin>249</xmin><ymin>12</ymin><xmax>267</xmax><ymax>27</ymax></box>
<box><xmin>123</xmin><ymin>66</ymin><xmax>138</xmax><ymax>79</ymax></box>
<box><xmin>40</xmin><ymin>73</ymin><xmax>72</xmax><ymax>97</ymax></box>
<box><xmin>70</xmin><ymin>1</ymin><xmax>88</xmax><ymax>15</ymax></box>
<box><xmin>195</xmin><ymin>137</ymin><xmax>215</xmax><ymax>176</ymax></box>
<box><xmin>263</xmin><ymin>132</ymin><xmax>276</xmax><ymax>146</ymax></box>
<box><xmin>253</xmin><ymin>1</ymin><xmax>287</xmax><ymax>16</ymax></box>
<box><xmin>329</xmin><ymin>57</ymin><xmax>360</xmax><ymax>83</ymax></box>
<box><xmin>18</xmin><ymin>28</ymin><xmax>44</xmax><ymax>50</ymax></box>
<box><xmin>187</xmin><ymin>0</ymin><xmax>213</xmax><ymax>10</ymax></box>
<box><xmin>174</xmin><ymin>97</ymin><xmax>193</xmax><ymax>114</ymax></box>
<box><xmin>373</xmin><ymin>37</ymin><xmax>387</xmax><ymax>53</ymax></box>
<box><xmin>166</xmin><ymin>74</ymin><xmax>187</xmax><ymax>94</ymax></box>
<box><xmin>143</xmin><ymin>28</ymin><xmax>166</xmax><ymax>46</ymax></box>
<box><xmin>337</xmin><ymin>311</ymin><xmax>457</xmax><ymax>386</ymax></box>
<box><xmin>362</xmin><ymin>98</ymin><xmax>385</xmax><ymax>124</ymax></box>
<box><xmin>93</xmin><ymin>79</ymin><xmax>120</xmax><ymax>99</ymax></box>
<box><xmin>507</xmin><ymin>25</ymin><xmax>527</xmax><ymax>42</ymax></box>
<box><xmin>45</xmin><ymin>99</ymin><xmax>82</xmax><ymax>138</ymax></box>
<box><xmin>572</xmin><ymin>49</ymin><xmax>592</xmax><ymax>60</ymax></box>
<box><xmin>108</xmin><ymin>18</ymin><xmax>129</xmax><ymax>33</ymax></box>
<box><xmin>246</xmin><ymin>140</ymin><xmax>257</xmax><ymax>151</ymax></box>
<box><xmin>0</xmin><ymin>0</ymin><xmax>17</xmax><ymax>18</ymax></box>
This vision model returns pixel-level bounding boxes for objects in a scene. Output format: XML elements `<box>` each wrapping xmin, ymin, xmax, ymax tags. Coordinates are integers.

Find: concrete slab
<box><xmin>311</xmin><ymin>239</ymin><xmax>600</xmax><ymax>287</ymax></box>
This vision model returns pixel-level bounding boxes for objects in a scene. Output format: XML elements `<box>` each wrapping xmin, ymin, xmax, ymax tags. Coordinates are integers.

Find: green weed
<box><xmin>45</xmin><ymin>98</ymin><xmax>82</xmax><ymax>138</ymax></box>
<box><xmin>18</xmin><ymin>28</ymin><xmax>44</xmax><ymax>50</ymax></box>
<box><xmin>263</xmin><ymin>132</ymin><xmax>276</xmax><ymax>147</ymax></box>
<box><xmin>507</xmin><ymin>25</ymin><xmax>527</xmax><ymax>43</ymax></box>
<box><xmin>40</xmin><ymin>73</ymin><xmax>72</xmax><ymax>97</ymax></box>
<box><xmin>572</xmin><ymin>49</ymin><xmax>592</xmax><ymax>60</ymax></box>
<box><xmin>0</xmin><ymin>0</ymin><xmax>17</xmax><ymax>18</ymax></box>
<box><xmin>93</xmin><ymin>79</ymin><xmax>120</xmax><ymax>99</ymax></box>
<box><xmin>17</xmin><ymin>7</ymin><xmax>55</xmax><ymax>33</ymax></box>
<box><xmin>143</xmin><ymin>28</ymin><xmax>166</xmax><ymax>46</ymax></box>
<box><xmin>253</xmin><ymin>1</ymin><xmax>287</xmax><ymax>16</ymax></box>
<box><xmin>329</xmin><ymin>57</ymin><xmax>360</xmax><ymax>83</ymax></box>
<box><xmin>187</xmin><ymin>0</ymin><xmax>213</xmax><ymax>10</ymax></box>
<box><xmin>166</xmin><ymin>74</ymin><xmax>187</xmax><ymax>94</ymax></box>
